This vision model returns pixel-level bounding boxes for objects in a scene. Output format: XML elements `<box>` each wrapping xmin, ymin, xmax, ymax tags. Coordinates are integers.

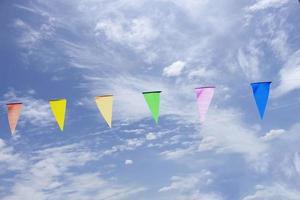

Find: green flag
<box><xmin>143</xmin><ymin>91</ymin><xmax>161</xmax><ymax>123</ymax></box>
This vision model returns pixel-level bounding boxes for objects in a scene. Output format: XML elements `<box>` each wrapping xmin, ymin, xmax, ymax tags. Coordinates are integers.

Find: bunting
<box><xmin>49</xmin><ymin>99</ymin><xmax>67</xmax><ymax>131</ymax></box>
<box><xmin>0</xmin><ymin>83</ymin><xmax>282</xmax><ymax>135</ymax></box>
<box><xmin>95</xmin><ymin>95</ymin><xmax>113</xmax><ymax>128</ymax></box>
<box><xmin>6</xmin><ymin>103</ymin><xmax>23</xmax><ymax>135</ymax></box>
<box><xmin>143</xmin><ymin>91</ymin><xmax>161</xmax><ymax>123</ymax></box>
<box><xmin>251</xmin><ymin>82</ymin><xmax>271</xmax><ymax>119</ymax></box>
<box><xmin>195</xmin><ymin>87</ymin><xmax>215</xmax><ymax>123</ymax></box>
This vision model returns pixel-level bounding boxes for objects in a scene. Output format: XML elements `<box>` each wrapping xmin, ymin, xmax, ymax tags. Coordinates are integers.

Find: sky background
<box><xmin>0</xmin><ymin>0</ymin><xmax>300</xmax><ymax>199</ymax></box>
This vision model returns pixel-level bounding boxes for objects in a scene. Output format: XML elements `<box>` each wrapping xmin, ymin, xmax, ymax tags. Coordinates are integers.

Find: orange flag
<box><xmin>7</xmin><ymin>103</ymin><xmax>23</xmax><ymax>135</ymax></box>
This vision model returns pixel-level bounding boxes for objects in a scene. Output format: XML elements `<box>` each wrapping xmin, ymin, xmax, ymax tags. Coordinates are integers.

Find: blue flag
<box><xmin>251</xmin><ymin>82</ymin><xmax>271</xmax><ymax>119</ymax></box>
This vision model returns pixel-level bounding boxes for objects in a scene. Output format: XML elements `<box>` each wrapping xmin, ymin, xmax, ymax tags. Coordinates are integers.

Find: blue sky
<box><xmin>0</xmin><ymin>0</ymin><xmax>300</xmax><ymax>199</ymax></box>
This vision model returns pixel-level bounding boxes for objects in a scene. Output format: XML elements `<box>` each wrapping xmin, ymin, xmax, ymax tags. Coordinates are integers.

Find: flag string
<box><xmin>0</xmin><ymin>81</ymin><xmax>300</xmax><ymax>134</ymax></box>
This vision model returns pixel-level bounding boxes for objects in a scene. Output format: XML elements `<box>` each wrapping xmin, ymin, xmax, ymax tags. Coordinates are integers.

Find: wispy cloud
<box><xmin>1</xmin><ymin>143</ymin><xmax>145</xmax><ymax>200</ymax></box>
<box><xmin>13</xmin><ymin>8</ymin><xmax>56</xmax><ymax>51</ymax></box>
<box><xmin>237</xmin><ymin>42</ymin><xmax>262</xmax><ymax>80</ymax></box>
<box><xmin>274</xmin><ymin>49</ymin><xmax>300</xmax><ymax>97</ymax></box>
<box><xmin>261</xmin><ymin>129</ymin><xmax>285</xmax><ymax>141</ymax></box>
<box><xmin>247</xmin><ymin>0</ymin><xmax>290</xmax><ymax>12</ymax></box>
<box><xmin>160</xmin><ymin>108</ymin><xmax>268</xmax><ymax>165</ymax></box>
<box><xmin>0</xmin><ymin>139</ymin><xmax>26</xmax><ymax>172</ymax></box>
<box><xmin>242</xmin><ymin>184</ymin><xmax>300</xmax><ymax>200</ymax></box>
<box><xmin>95</xmin><ymin>16</ymin><xmax>159</xmax><ymax>51</ymax></box>
<box><xmin>159</xmin><ymin>170</ymin><xmax>212</xmax><ymax>192</ymax></box>
<box><xmin>159</xmin><ymin>170</ymin><xmax>222</xmax><ymax>200</ymax></box>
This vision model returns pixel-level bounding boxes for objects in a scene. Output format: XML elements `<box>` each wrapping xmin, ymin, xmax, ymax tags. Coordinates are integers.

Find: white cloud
<box><xmin>102</xmin><ymin>137</ymin><xmax>146</xmax><ymax>157</ymax></box>
<box><xmin>265</xmin><ymin>123</ymin><xmax>300</xmax><ymax>178</ymax></box>
<box><xmin>51</xmin><ymin>173</ymin><xmax>145</xmax><ymax>200</ymax></box>
<box><xmin>202</xmin><ymin>108</ymin><xmax>268</xmax><ymax>160</ymax></box>
<box><xmin>163</xmin><ymin>61</ymin><xmax>186</xmax><ymax>77</ymax></box>
<box><xmin>125</xmin><ymin>159</ymin><xmax>133</xmax><ymax>165</ymax></box>
<box><xmin>95</xmin><ymin>17</ymin><xmax>158</xmax><ymax>51</ymax></box>
<box><xmin>188</xmin><ymin>67</ymin><xmax>216</xmax><ymax>80</ymax></box>
<box><xmin>159</xmin><ymin>171</ymin><xmax>212</xmax><ymax>192</ymax></box>
<box><xmin>146</xmin><ymin>132</ymin><xmax>157</xmax><ymax>140</ymax></box>
<box><xmin>242</xmin><ymin>184</ymin><xmax>300</xmax><ymax>200</ymax></box>
<box><xmin>1</xmin><ymin>143</ymin><xmax>91</xmax><ymax>199</ymax></box>
<box><xmin>0</xmin><ymin>139</ymin><xmax>26</xmax><ymax>172</ymax></box>
<box><xmin>14</xmin><ymin>19</ymin><xmax>41</xmax><ymax>47</ymax></box>
<box><xmin>259</xmin><ymin>13</ymin><xmax>290</xmax><ymax>61</ymax></box>
<box><xmin>177</xmin><ymin>193</ymin><xmax>222</xmax><ymax>200</ymax></box>
<box><xmin>270</xmin><ymin>30</ymin><xmax>289</xmax><ymax>60</ymax></box>
<box><xmin>159</xmin><ymin>171</ymin><xmax>222</xmax><ymax>200</ymax></box>
<box><xmin>2</xmin><ymin>143</ymin><xmax>145</xmax><ymax>200</ymax></box>
<box><xmin>160</xmin><ymin>146</ymin><xmax>195</xmax><ymax>160</ymax></box>
<box><xmin>161</xmin><ymin>108</ymin><xmax>268</xmax><ymax>166</ymax></box>
<box><xmin>247</xmin><ymin>0</ymin><xmax>290</xmax><ymax>12</ymax></box>
<box><xmin>237</xmin><ymin>42</ymin><xmax>262</xmax><ymax>80</ymax></box>
<box><xmin>261</xmin><ymin>129</ymin><xmax>285</xmax><ymax>141</ymax></box>
<box><xmin>165</xmin><ymin>0</ymin><xmax>210</xmax><ymax>20</ymax></box>
<box><xmin>198</xmin><ymin>136</ymin><xmax>218</xmax><ymax>152</ymax></box>
<box><xmin>273</xmin><ymin>49</ymin><xmax>300</xmax><ymax>97</ymax></box>
<box><xmin>293</xmin><ymin>153</ymin><xmax>300</xmax><ymax>176</ymax></box>
<box><xmin>13</xmin><ymin>13</ymin><xmax>55</xmax><ymax>50</ymax></box>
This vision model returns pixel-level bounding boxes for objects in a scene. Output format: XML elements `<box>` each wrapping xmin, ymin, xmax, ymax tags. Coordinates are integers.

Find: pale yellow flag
<box><xmin>49</xmin><ymin>99</ymin><xmax>67</xmax><ymax>131</ymax></box>
<box><xmin>95</xmin><ymin>95</ymin><xmax>113</xmax><ymax>128</ymax></box>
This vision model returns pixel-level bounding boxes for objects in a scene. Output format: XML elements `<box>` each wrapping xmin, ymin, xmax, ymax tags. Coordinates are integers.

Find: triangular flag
<box><xmin>95</xmin><ymin>95</ymin><xmax>113</xmax><ymax>128</ymax></box>
<box><xmin>7</xmin><ymin>103</ymin><xmax>23</xmax><ymax>135</ymax></box>
<box><xmin>49</xmin><ymin>99</ymin><xmax>67</xmax><ymax>131</ymax></box>
<box><xmin>251</xmin><ymin>82</ymin><xmax>271</xmax><ymax>119</ymax></box>
<box><xmin>195</xmin><ymin>87</ymin><xmax>215</xmax><ymax>123</ymax></box>
<box><xmin>143</xmin><ymin>91</ymin><xmax>161</xmax><ymax>123</ymax></box>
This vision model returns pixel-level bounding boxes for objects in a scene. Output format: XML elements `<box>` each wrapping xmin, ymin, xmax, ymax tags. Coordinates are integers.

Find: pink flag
<box><xmin>195</xmin><ymin>87</ymin><xmax>215</xmax><ymax>123</ymax></box>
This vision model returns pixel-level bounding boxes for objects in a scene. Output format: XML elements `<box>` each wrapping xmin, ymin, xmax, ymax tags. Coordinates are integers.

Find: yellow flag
<box><xmin>49</xmin><ymin>99</ymin><xmax>67</xmax><ymax>131</ymax></box>
<box><xmin>95</xmin><ymin>95</ymin><xmax>113</xmax><ymax>128</ymax></box>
